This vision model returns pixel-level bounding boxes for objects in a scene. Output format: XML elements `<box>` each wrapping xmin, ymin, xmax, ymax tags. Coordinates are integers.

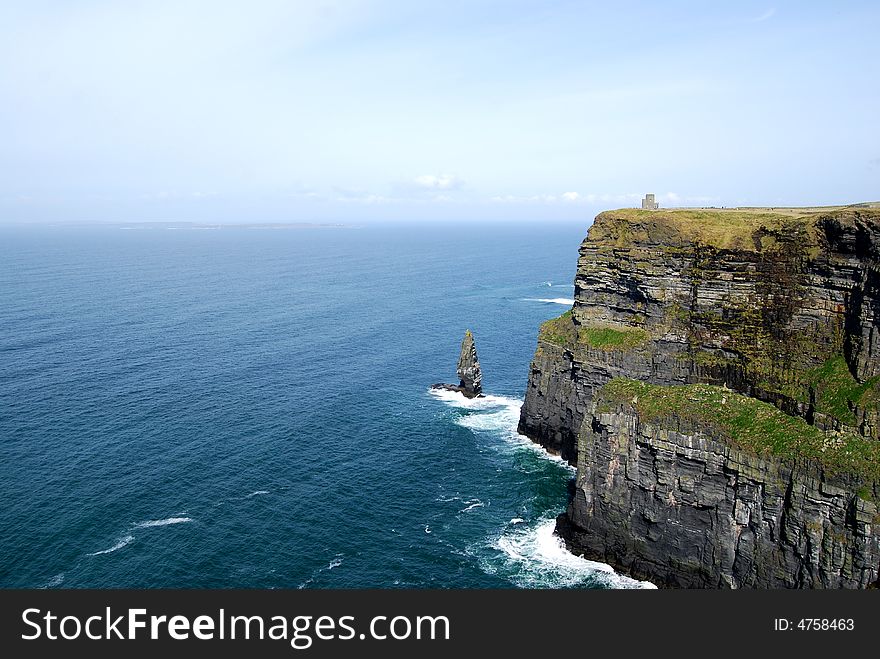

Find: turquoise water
<box><xmin>0</xmin><ymin>223</ymin><xmax>650</xmax><ymax>589</ymax></box>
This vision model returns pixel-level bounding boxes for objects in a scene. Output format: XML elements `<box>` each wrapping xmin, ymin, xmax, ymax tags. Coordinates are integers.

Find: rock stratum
<box><xmin>433</xmin><ymin>329</ymin><xmax>483</xmax><ymax>398</ymax></box>
<box><xmin>518</xmin><ymin>206</ymin><xmax>880</xmax><ymax>588</ymax></box>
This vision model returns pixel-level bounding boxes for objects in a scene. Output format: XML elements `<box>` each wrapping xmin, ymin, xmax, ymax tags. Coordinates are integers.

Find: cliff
<box><xmin>518</xmin><ymin>206</ymin><xmax>880</xmax><ymax>588</ymax></box>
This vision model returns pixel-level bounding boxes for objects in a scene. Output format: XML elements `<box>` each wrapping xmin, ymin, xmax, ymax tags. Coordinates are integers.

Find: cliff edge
<box><xmin>518</xmin><ymin>205</ymin><xmax>880</xmax><ymax>588</ymax></box>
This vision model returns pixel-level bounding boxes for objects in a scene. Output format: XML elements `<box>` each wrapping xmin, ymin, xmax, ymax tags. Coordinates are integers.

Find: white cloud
<box><xmin>490</xmin><ymin>194</ymin><xmax>558</xmax><ymax>204</ymax></box>
<box><xmin>333</xmin><ymin>188</ymin><xmax>393</xmax><ymax>204</ymax></box>
<box><xmin>752</xmin><ymin>8</ymin><xmax>776</xmax><ymax>23</ymax></box>
<box><xmin>654</xmin><ymin>192</ymin><xmax>722</xmax><ymax>207</ymax></box>
<box><xmin>414</xmin><ymin>174</ymin><xmax>463</xmax><ymax>190</ymax></box>
<box><xmin>487</xmin><ymin>191</ymin><xmax>720</xmax><ymax>208</ymax></box>
<box><xmin>491</xmin><ymin>192</ymin><xmax>637</xmax><ymax>205</ymax></box>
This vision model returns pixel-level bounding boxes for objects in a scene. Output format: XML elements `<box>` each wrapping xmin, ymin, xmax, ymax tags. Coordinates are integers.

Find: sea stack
<box><xmin>456</xmin><ymin>329</ymin><xmax>483</xmax><ymax>397</ymax></box>
<box><xmin>433</xmin><ymin>329</ymin><xmax>483</xmax><ymax>398</ymax></box>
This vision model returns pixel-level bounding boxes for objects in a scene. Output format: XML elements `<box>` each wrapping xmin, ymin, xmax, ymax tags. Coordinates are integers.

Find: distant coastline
<box><xmin>113</xmin><ymin>221</ymin><xmax>354</xmax><ymax>230</ymax></box>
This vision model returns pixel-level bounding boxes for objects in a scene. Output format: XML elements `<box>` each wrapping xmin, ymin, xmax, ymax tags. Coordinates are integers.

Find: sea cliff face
<box><xmin>518</xmin><ymin>206</ymin><xmax>880</xmax><ymax>588</ymax></box>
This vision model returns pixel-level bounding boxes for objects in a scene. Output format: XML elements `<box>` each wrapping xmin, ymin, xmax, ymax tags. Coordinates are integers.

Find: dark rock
<box><xmin>559</xmin><ymin>404</ymin><xmax>879</xmax><ymax>588</ymax></box>
<box><xmin>433</xmin><ymin>329</ymin><xmax>483</xmax><ymax>398</ymax></box>
<box><xmin>518</xmin><ymin>206</ymin><xmax>880</xmax><ymax>588</ymax></box>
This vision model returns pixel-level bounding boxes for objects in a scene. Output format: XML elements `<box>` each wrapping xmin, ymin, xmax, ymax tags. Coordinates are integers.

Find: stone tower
<box><xmin>641</xmin><ymin>193</ymin><xmax>659</xmax><ymax>210</ymax></box>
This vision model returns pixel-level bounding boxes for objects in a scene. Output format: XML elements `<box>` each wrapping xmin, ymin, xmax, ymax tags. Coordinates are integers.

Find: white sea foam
<box><xmin>246</xmin><ymin>490</ymin><xmax>270</xmax><ymax>498</ymax></box>
<box><xmin>522</xmin><ymin>297</ymin><xmax>575</xmax><ymax>305</ymax></box>
<box><xmin>429</xmin><ymin>388</ymin><xmax>519</xmax><ymax>410</ymax></box>
<box><xmin>87</xmin><ymin>516</ymin><xmax>193</xmax><ymax>560</ymax></box>
<box><xmin>431</xmin><ymin>387</ymin><xmax>650</xmax><ymax>587</ymax></box>
<box><xmin>135</xmin><ymin>517</ymin><xmax>193</xmax><ymax>528</ymax></box>
<box><xmin>489</xmin><ymin>518</ymin><xmax>656</xmax><ymax>589</ymax></box>
<box><xmin>44</xmin><ymin>573</ymin><xmax>65</xmax><ymax>587</ymax></box>
<box><xmin>298</xmin><ymin>554</ymin><xmax>345</xmax><ymax>588</ymax></box>
<box><xmin>460</xmin><ymin>500</ymin><xmax>485</xmax><ymax>513</ymax></box>
<box><xmin>429</xmin><ymin>388</ymin><xmax>574</xmax><ymax>472</ymax></box>
<box><xmin>88</xmin><ymin>535</ymin><xmax>134</xmax><ymax>556</ymax></box>
<box><xmin>502</xmin><ymin>428</ymin><xmax>575</xmax><ymax>472</ymax></box>
<box><xmin>456</xmin><ymin>405</ymin><xmax>521</xmax><ymax>434</ymax></box>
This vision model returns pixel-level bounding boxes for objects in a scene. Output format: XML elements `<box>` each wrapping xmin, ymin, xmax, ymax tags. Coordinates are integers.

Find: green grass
<box><xmin>538</xmin><ymin>310</ymin><xmax>577</xmax><ymax>347</ymax></box>
<box><xmin>538</xmin><ymin>311</ymin><xmax>649</xmax><ymax>352</ymax></box>
<box><xmin>589</xmin><ymin>208</ymin><xmax>821</xmax><ymax>251</ymax></box>
<box><xmin>598</xmin><ymin>378</ymin><xmax>880</xmax><ymax>482</ymax></box>
<box><xmin>590</xmin><ymin>207</ymin><xmax>880</xmax><ymax>255</ymax></box>
<box><xmin>857</xmin><ymin>485</ymin><xmax>874</xmax><ymax>502</ymax></box>
<box><xmin>580</xmin><ymin>326</ymin><xmax>649</xmax><ymax>350</ymax></box>
<box><xmin>691</xmin><ymin>350</ymin><xmax>739</xmax><ymax>368</ymax></box>
<box><xmin>541</xmin><ymin>313</ymin><xmax>878</xmax><ymax>430</ymax></box>
<box><xmin>809</xmin><ymin>356</ymin><xmax>880</xmax><ymax>426</ymax></box>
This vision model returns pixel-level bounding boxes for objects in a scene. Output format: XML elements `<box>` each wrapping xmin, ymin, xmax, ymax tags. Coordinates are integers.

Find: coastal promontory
<box><xmin>519</xmin><ymin>205</ymin><xmax>880</xmax><ymax>588</ymax></box>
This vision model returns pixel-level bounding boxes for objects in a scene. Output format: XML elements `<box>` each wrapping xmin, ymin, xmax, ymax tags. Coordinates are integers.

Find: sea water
<box><xmin>0</xmin><ymin>223</ymin><xmax>652</xmax><ymax>589</ymax></box>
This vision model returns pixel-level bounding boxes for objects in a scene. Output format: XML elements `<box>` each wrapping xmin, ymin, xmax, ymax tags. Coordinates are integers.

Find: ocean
<box><xmin>0</xmin><ymin>222</ymin><xmax>652</xmax><ymax>589</ymax></box>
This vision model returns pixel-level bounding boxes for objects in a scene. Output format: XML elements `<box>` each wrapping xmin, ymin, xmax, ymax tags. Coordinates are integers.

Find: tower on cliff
<box><xmin>641</xmin><ymin>193</ymin><xmax>659</xmax><ymax>210</ymax></box>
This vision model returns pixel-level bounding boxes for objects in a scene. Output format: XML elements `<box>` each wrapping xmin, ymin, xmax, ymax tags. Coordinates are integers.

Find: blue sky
<box><xmin>1</xmin><ymin>0</ymin><xmax>878</xmax><ymax>223</ymax></box>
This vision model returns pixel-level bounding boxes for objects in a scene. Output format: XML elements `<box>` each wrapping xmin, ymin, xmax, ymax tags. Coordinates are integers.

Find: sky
<box><xmin>1</xmin><ymin>0</ymin><xmax>878</xmax><ymax>224</ymax></box>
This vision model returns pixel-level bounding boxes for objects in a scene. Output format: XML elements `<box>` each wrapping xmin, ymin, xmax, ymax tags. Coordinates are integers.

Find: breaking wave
<box><xmin>486</xmin><ymin>517</ymin><xmax>655</xmax><ymax>589</ymax></box>
<box><xmin>429</xmin><ymin>388</ymin><xmax>573</xmax><ymax>471</ymax></box>
<box><xmin>135</xmin><ymin>517</ymin><xmax>193</xmax><ymax>528</ymax></box>
<box><xmin>88</xmin><ymin>535</ymin><xmax>134</xmax><ymax>556</ymax></box>
<box><xmin>89</xmin><ymin>517</ymin><xmax>193</xmax><ymax>559</ymax></box>
<box><xmin>460</xmin><ymin>500</ymin><xmax>485</xmax><ymax>513</ymax></box>
<box><xmin>430</xmin><ymin>387</ymin><xmax>653</xmax><ymax>588</ymax></box>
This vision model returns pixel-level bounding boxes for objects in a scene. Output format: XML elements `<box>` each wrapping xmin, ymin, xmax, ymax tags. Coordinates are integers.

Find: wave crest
<box><xmin>431</xmin><ymin>387</ymin><xmax>654</xmax><ymax>588</ymax></box>
<box><xmin>88</xmin><ymin>534</ymin><xmax>134</xmax><ymax>556</ymax></box>
<box><xmin>429</xmin><ymin>388</ymin><xmax>573</xmax><ymax>471</ymax></box>
<box><xmin>487</xmin><ymin>518</ymin><xmax>656</xmax><ymax>589</ymax></box>
<box><xmin>135</xmin><ymin>517</ymin><xmax>193</xmax><ymax>528</ymax></box>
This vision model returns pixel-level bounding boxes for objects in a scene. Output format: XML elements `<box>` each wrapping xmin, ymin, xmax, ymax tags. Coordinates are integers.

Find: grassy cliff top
<box><xmin>539</xmin><ymin>310</ymin><xmax>648</xmax><ymax>351</ymax></box>
<box><xmin>587</xmin><ymin>205</ymin><xmax>880</xmax><ymax>251</ymax></box>
<box><xmin>598</xmin><ymin>378</ymin><xmax>880</xmax><ymax>483</ymax></box>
